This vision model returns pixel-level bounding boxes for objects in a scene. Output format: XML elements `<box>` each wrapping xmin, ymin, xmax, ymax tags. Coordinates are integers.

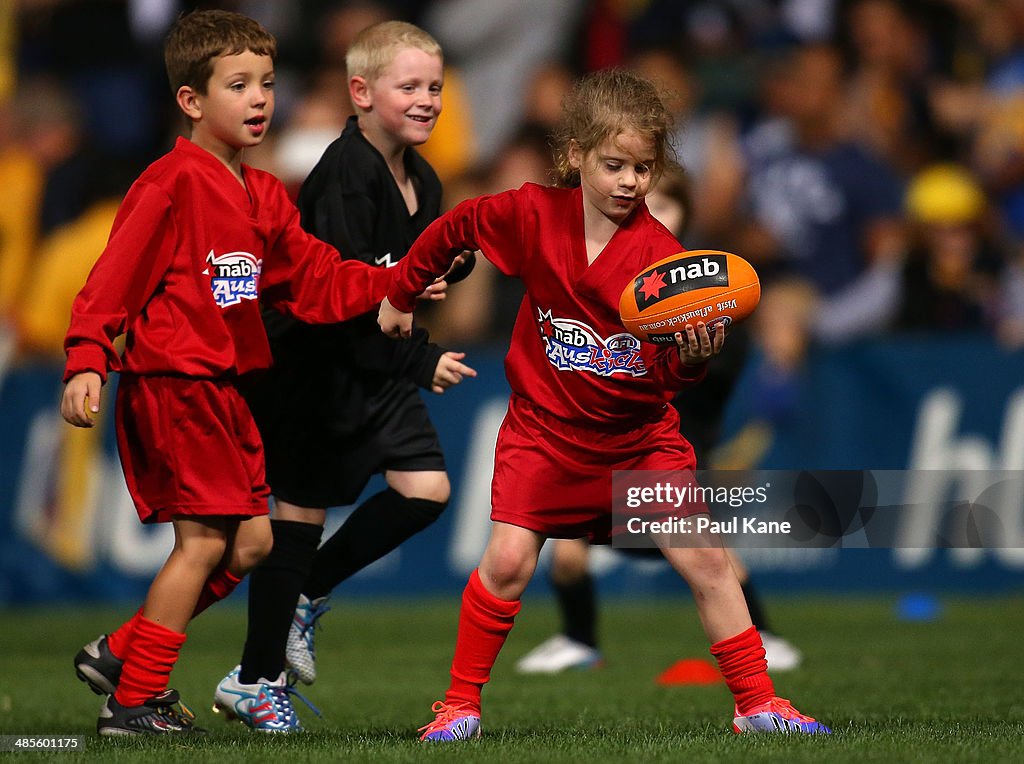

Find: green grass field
<box><xmin>1</xmin><ymin>594</ymin><xmax>1022</xmax><ymax>762</ymax></box>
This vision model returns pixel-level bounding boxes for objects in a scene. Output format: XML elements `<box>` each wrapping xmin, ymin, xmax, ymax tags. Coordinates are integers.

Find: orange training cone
<box><xmin>656</xmin><ymin>658</ymin><xmax>723</xmax><ymax>686</ymax></box>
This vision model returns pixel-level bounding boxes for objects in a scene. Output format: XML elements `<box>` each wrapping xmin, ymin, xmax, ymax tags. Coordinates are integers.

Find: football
<box><xmin>618</xmin><ymin>250</ymin><xmax>760</xmax><ymax>344</ymax></box>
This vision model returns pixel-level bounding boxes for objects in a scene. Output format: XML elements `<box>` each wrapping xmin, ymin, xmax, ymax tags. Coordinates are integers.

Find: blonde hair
<box><xmin>552</xmin><ymin>68</ymin><xmax>675</xmax><ymax>188</ymax></box>
<box><xmin>345</xmin><ymin>21</ymin><xmax>442</xmax><ymax>82</ymax></box>
<box><xmin>164</xmin><ymin>10</ymin><xmax>276</xmax><ymax>95</ymax></box>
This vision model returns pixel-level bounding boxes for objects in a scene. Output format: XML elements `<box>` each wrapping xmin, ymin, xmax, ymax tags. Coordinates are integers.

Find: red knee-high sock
<box><xmin>710</xmin><ymin>626</ymin><xmax>775</xmax><ymax>714</ymax></box>
<box><xmin>114</xmin><ymin>615</ymin><xmax>186</xmax><ymax>707</ymax></box>
<box><xmin>191</xmin><ymin>567</ymin><xmax>242</xmax><ymax>619</ymax></box>
<box><xmin>444</xmin><ymin>569</ymin><xmax>521</xmax><ymax>713</ymax></box>
<box><xmin>106</xmin><ymin>608</ymin><xmax>143</xmax><ymax>660</ymax></box>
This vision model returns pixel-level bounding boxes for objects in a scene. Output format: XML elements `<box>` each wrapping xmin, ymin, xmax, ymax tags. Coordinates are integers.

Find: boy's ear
<box><xmin>349</xmin><ymin>76</ymin><xmax>372</xmax><ymax>111</ymax></box>
<box><xmin>176</xmin><ymin>85</ymin><xmax>202</xmax><ymax>121</ymax></box>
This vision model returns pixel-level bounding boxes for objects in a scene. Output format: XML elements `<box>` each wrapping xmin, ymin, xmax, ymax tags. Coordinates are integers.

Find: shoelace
<box><xmin>417</xmin><ymin>700</ymin><xmax>476</xmax><ymax>736</ymax></box>
<box><xmin>299</xmin><ymin>601</ymin><xmax>332</xmax><ymax>647</ymax></box>
<box><xmin>154</xmin><ymin>698</ymin><xmax>197</xmax><ymax>728</ymax></box>
<box><xmin>272</xmin><ymin>682</ymin><xmax>322</xmax><ymax>719</ymax></box>
<box><xmin>765</xmin><ymin>697</ymin><xmax>814</xmax><ymax>722</ymax></box>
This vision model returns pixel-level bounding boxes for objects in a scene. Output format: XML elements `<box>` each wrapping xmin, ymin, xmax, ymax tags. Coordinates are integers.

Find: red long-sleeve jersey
<box><xmin>64</xmin><ymin>137</ymin><xmax>391</xmax><ymax>383</ymax></box>
<box><xmin>389</xmin><ymin>183</ymin><xmax>705</xmax><ymax>428</ymax></box>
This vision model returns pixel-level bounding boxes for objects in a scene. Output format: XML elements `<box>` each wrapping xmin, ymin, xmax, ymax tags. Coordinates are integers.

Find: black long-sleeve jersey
<box><xmin>260</xmin><ymin>116</ymin><xmax>446</xmax><ymax>433</ymax></box>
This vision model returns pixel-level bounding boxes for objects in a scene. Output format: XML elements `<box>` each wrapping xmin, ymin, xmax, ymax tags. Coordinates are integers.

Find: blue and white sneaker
<box><xmin>418</xmin><ymin>700</ymin><xmax>481</xmax><ymax>742</ymax></box>
<box><xmin>212</xmin><ymin>666</ymin><xmax>316</xmax><ymax>733</ymax></box>
<box><xmin>285</xmin><ymin>595</ymin><xmax>330</xmax><ymax>685</ymax></box>
<box><xmin>733</xmin><ymin>697</ymin><xmax>831</xmax><ymax>734</ymax></box>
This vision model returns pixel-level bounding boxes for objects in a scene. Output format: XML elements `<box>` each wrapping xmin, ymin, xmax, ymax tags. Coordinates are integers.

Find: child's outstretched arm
<box><xmin>387</xmin><ymin>193</ymin><xmax>524</xmax><ymax>315</ymax></box>
<box><xmin>261</xmin><ymin>204</ymin><xmax>394</xmax><ymax>324</ymax></box>
<box><xmin>382</xmin><ymin>192</ymin><xmax>524</xmax><ymax>340</ymax></box>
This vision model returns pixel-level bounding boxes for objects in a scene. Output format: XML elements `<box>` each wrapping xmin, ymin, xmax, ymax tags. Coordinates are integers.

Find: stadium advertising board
<box><xmin>0</xmin><ymin>336</ymin><xmax>1022</xmax><ymax>602</ymax></box>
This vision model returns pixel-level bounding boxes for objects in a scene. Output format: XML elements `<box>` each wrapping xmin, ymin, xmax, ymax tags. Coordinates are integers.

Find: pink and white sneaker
<box><xmin>733</xmin><ymin>697</ymin><xmax>831</xmax><ymax>734</ymax></box>
<box><xmin>418</xmin><ymin>700</ymin><xmax>481</xmax><ymax>742</ymax></box>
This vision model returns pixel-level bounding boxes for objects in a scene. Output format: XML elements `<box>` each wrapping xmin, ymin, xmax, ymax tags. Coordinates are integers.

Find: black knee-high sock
<box><xmin>239</xmin><ymin>519</ymin><xmax>323</xmax><ymax>684</ymax></box>
<box><xmin>741</xmin><ymin>579</ymin><xmax>771</xmax><ymax>633</ymax></box>
<box><xmin>553</xmin><ymin>573</ymin><xmax>598</xmax><ymax>648</ymax></box>
<box><xmin>303</xmin><ymin>488</ymin><xmax>446</xmax><ymax>600</ymax></box>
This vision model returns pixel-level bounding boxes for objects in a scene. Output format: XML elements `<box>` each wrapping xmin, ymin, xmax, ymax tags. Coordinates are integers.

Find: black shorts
<box><xmin>242</xmin><ymin>326</ymin><xmax>445</xmax><ymax>508</ymax></box>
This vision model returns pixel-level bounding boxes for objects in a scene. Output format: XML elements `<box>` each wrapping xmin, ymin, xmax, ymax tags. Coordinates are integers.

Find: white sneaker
<box><xmin>212</xmin><ymin>666</ymin><xmax>309</xmax><ymax>733</ymax></box>
<box><xmin>285</xmin><ymin>595</ymin><xmax>330</xmax><ymax>685</ymax></box>
<box><xmin>515</xmin><ymin>634</ymin><xmax>603</xmax><ymax>674</ymax></box>
<box><xmin>762</xmin><ymin>632</ymin><xmax>803</xmax><ymax>672</ymax></box>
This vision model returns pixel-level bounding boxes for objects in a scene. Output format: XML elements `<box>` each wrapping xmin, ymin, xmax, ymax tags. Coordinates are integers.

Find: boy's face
<box><xmin>571</xmin><ymin>129</ymin><xmax>655</xmax><ymax>225</ymax></box>
<box><xmin>356</xmin><ymin>48</ymin><xmax>442</xmax><ymax>147</ymax></box>
<box><xmin>188</xmin><ymin>51</ymin><xmax>275</xmax><ymax>156</ymax></box>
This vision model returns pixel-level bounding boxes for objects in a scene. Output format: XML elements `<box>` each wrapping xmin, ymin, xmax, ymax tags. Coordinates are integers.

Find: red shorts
<box><xmin>490</xmin><ymin>395</ymin><xmax>698</xmax><ymax>543</ymax></box>
<box><xmin>115</xmin><ymin>374</ymin><xmax>271</xmax><ymax>524</ymax></box>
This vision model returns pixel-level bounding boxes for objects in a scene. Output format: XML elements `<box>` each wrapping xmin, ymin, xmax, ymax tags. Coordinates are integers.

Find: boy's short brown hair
<box><xmin>345</xmin><ymin>21</ymin><xmax>441</xmax><ymax>83</ymax></box>
<box><xmin>164</xmin><ymin>10</ymin><xmax>277</xmax><ymax>95</ymax></box>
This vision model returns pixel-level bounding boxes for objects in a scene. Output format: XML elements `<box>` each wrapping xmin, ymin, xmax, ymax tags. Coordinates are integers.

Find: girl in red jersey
<box><xmin>379</xmin><ymin>69</ymin><xmax>829</xmax><ymax>740</ymax></box>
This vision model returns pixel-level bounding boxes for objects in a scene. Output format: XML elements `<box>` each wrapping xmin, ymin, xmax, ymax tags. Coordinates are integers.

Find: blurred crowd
<box><xmin>2</xmin><ymin>0</ymin><xmax>1024</xmax><ymax>381</ymax></box>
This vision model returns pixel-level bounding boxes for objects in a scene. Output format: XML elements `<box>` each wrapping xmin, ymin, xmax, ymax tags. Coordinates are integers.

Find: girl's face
<box><xmin>571</xmin><ymin>128</ymin><xmax>655</xmax><ymax>225</ymax></box>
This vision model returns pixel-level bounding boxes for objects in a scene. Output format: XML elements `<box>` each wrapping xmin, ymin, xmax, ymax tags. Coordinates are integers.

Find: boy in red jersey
<box><xmin>379</xmin><ymin>69</ymin><xmax>830</xmax><ymax>740</ymax></box>
<box><xmin>61</xmin><ymin>10</ymin><xmax>392</xmax><ymax>736</ymax></box>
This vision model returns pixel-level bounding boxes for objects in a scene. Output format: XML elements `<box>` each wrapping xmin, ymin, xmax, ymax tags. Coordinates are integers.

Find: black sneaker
<box><xmin>97</xmin><ymin>690</ymin><xmax>207</xmax><ymax>736</ymax></box>
<box><xmin>75</xmin><ymin>635</ymin><xmax>123</xmax><ymax>695</ymax></box>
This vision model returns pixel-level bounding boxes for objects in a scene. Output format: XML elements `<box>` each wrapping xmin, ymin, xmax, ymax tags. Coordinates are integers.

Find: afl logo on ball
<box><xmin>632</xmin><ymin>254</ymin><xmax>730</xmax><ymax>311</ymax></box>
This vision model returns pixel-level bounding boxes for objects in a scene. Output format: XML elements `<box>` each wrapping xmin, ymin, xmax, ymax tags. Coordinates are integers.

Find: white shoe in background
<box><xmin>515</xmin><ymin>634</ymin><xmax>603</xmax><ymax>674</ymax></box>
<box><xmin>761</xmin><ymin>632</ymin><xmax>803</xmax><ymax>672</ymax></box>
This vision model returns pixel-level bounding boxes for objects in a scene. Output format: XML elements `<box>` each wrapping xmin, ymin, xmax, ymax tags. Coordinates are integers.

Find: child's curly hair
<box><xmin>552</xmin><ymin>68</ymin><xmax>676</xmax><ymax>188</ymax></box>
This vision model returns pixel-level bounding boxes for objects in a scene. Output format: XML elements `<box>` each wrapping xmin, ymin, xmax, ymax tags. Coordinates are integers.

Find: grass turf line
<box><xmin>0</xmin><ymin>596</ymin><xmax>1021</xmax><ymax>762</ymax></box>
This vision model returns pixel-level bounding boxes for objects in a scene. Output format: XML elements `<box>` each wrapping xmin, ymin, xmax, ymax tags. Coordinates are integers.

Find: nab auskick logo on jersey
<box><xmin>205</xmin><ymin>250</ymin><xmax>262</xmax><ymax>308</ymax></box>
<box><xmin>537</xmin><ymin>308</ymin><xmax>646</xmax><ymax>377</ymax></box>
<box><xmin>633</xmin><ymin>254</ymin><xmax>729</xmax><ymax>311</ymax></box>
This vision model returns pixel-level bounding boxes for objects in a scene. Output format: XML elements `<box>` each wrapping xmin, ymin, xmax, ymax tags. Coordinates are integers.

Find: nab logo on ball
<box><xmin>619</xmin><ymin>250</ymin><xmax>761</xmax><ymax>344</ymax></box>
<box><xmin>633</xmin><ymin>254</ymin><xmax>729</xmax><ymax>311</ymax></box>
<box><xmin>205</xmin><ymin>250</ymin><xmax>262</xmax><ymax>308</ymax></box>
